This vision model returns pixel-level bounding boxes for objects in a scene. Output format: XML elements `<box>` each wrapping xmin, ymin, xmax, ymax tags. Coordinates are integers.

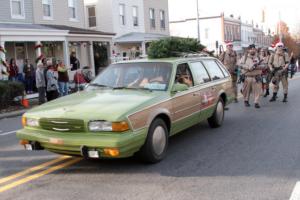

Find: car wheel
<box><xmin>207</xmin><ymin>98</ymin><xmax>224</xmax><ymax>128</ymax></box>
<box><xmin>138</xmin><ymin>118</ymin><xmax>168</xmax><ymax>163</ymax></box>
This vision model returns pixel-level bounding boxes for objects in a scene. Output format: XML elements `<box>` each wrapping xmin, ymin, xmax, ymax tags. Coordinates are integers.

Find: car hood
<box><xmin>25</xmin><ymin>89</ymin><xmax>168</xmax><ymax>121</ymax></box>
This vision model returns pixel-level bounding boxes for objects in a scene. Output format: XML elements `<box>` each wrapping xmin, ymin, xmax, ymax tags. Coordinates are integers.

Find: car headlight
<box><xmin>22</xmin><ymin>116</ymin><xmax>39</xmax><ymax>127</ymax></box>
<box><xmin>88</xmin><ymin>121</ymin><xmax>129</xmax><ymax>132</ymax></box>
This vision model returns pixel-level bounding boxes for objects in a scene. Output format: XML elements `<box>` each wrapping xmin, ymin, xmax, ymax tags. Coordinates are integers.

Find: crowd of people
<box><xmin>219</xmin><ymin>41</ymin><xmax>299</xmax><ymax>109</ymax></box>
<box><xmin>1</xmin><ymin>54</ymin><xmax>93</xmax><ymax>105</ymax></box>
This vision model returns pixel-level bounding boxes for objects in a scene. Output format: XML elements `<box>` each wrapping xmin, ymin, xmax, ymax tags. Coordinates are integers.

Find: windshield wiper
<box><xmin>112</xmin><ymin>86</ymin><xmax>152</xmax><ymax>92</ymax></box>
<box><xmin>89</xmin><ymin>83</ymin><xmax>112</xmax><ymax>88</ymax></box>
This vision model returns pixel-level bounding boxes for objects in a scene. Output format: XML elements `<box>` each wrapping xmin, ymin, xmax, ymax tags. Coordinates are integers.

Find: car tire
<box><xmin>138</xmin><ymin>118</ymin><xmax>168</xmax><ymax>163</ymax></box>
<box><xmin>207</xmin><ymin>98</ymin><xmax>224</xmax><ymax>128</ymax></box>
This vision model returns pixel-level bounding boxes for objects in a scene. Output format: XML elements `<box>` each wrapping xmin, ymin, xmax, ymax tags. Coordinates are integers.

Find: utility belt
<box><xmin>245</xmin><ymin>74</ymin><xmax>262</xmax><ymax>83</ymax></box>
<box><xmin>273</xmin><ymin>66</ymin><xmax>284</xmax><ymax>71</ymax></box>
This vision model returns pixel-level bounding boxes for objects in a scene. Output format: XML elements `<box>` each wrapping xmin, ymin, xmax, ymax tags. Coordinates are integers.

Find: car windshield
<box><xmin>90</xmin><ymin>62</ymin><xmax>172</xmax><ymax>91</ymax></box>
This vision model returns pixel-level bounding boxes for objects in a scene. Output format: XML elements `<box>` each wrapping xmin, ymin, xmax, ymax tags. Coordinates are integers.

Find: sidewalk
<box><xmin>0</xmin><ymin>94</ymin><xmax>39</xmax><ymax>120</ymax></box>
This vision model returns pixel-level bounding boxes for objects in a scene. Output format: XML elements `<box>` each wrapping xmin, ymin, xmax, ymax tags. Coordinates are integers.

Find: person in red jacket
<box><xmin>8</xmin><ymin>58</ymin><xmax>18</xmax><ymax>81</ymax></box>
<box><xmin>73</xmin><ymin>69</ymin><xmax>87</xmax><ymax>91</ymax></box>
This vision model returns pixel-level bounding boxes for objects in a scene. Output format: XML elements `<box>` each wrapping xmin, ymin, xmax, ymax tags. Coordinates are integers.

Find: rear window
<box><xmin>189</xmin><ymin>61</ymin><xmax>211</xmax><ymax>85</ymax></box>
<box><xmin>215</xmin><ymin>60</ymin><xmax>230</xmax><ymax>77</ymax></box>
<box><xmin>202</xmin><ymin>60</ymin><xmax>225</xmax><ymax>80</ymax></box>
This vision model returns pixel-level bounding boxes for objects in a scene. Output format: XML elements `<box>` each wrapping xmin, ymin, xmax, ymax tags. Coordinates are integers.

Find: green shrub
<box><xmin>148</xmin><ymin>37</ymin><xmax>206</xmax><ymax>59</ymax></box>
<box><xmin>0</xmin><ymin>81</ymin><xmax>25</xmax><ymax>109</ymax></box>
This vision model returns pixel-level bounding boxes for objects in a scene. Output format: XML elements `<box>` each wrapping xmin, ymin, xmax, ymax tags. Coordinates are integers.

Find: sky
<box><xmin>169</xmin><ymin>0</ymin><xmax>300</xmax><ymax>34</ymax></box>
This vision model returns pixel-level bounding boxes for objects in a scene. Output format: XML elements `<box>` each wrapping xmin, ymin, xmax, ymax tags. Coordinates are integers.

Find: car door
<box><xmin>189</xmin><ymin>61</ymin><xmax>214</xmax><ymax>122</ymax></box>
<box><xmin>170</xmin><ymin>63</ymin><xmax>202</xmax><ymax>135</ymax></box>
<box><xmin>200</xmin><ymin>59</ymin><xmax>227</xmax><ymax>116</ymax></box>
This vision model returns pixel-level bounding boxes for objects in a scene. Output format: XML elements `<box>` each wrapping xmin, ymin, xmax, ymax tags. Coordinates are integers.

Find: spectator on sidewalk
<box><xmin>70</xmin><ymin>51</ymin><xmax>80</xmax><ymax>71</ymax></box>
<box><xmin>46</xmin><ymin>64</ymin><xmax>59</xmax><ymax>101</ymax></box>
<box><xmin>8</xmin><ymin>58</ymin><xmax>18</xmax><ymax>81</ymax></box>
<box><xmin>82</xmin><ymin>66</ymin><xmax>93</xmax><ymax>83</ymax></box>
<box><xmin>23</xmin><ymin>59</ymin><xmax>35</xmax><ymax>94</ymax></box>
<box><xmin>73</xmin><ymin>68</ymin><xmax>88</xmax><ymax>91</ymax></box>
<box><xmin>35</xmin><ymin>63</ymin><xmax>46</xmax><ymax>105</ymax></box>
<box><xmin>57</xmin><ymin>61</ymin><xmax>69</xmax><ymax>96</ymax></box>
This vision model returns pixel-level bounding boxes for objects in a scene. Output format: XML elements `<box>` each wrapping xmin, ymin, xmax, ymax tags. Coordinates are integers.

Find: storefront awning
<box><xmin>114</xmin><ymin>32</ymin><xmax>169</xmax><ymax>43</ymax></box>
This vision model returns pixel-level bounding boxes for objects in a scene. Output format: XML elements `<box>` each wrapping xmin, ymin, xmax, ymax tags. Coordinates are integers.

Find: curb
<box><xmin>0</xmin><ymin>109</ymin><xmax>28</xmax><ymax>120</ymax></box>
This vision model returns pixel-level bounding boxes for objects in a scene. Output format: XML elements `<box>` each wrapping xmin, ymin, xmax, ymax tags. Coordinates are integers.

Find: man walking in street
<box><xmin>219</xmin><ymin>41</ymin><xmax>238</xmax><ymax>103</ymax></box>
<box><xmin>268</xmin><ymin>42</ymin><xmax>290</xmax><ymax>102</ymax></box>
<box><xmin>259</xmin><ymin>48</ymin><xmax>271</xmax><ymax>97</ymax></box>
<box><xmin>240</xmin><ymin>44</ymin><xmax>266</xmax><ymax>108</ymax></box>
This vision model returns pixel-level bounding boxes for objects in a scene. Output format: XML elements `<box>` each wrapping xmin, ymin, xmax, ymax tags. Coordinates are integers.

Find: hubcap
<box><xmin>152</xmin><ymin>126</ymin><xmax>166</xmax><ymax>156</ymax></box>
<box><xmin>216</xmin><ymin>101</ymin><xmax>224</xmax><ymax>124</ymax></box>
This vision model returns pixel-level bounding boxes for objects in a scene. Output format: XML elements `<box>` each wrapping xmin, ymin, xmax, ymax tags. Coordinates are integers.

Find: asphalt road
<box><xmin>1</xmin><ymin>75</ymin><xmax>300</xmax><ymax>200</ymax></box>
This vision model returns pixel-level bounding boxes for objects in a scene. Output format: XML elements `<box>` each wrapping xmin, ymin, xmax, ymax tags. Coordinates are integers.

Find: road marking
<box><xmin>0</xmin><ymin>157</ymin><xmax>82</xmax><ymax>193</ymax></box>
<box><xmin>0</xmin><ymin>156</ymin><xmax>71</xmax><ymax>185</ymax></box>
<box><xmin>0</xmin><ymin>130</ymin><xmax>19</xmax><ymax>136</ymax></box>
<box><xmin>289</xmin><ymin>182</ymin><xmax>300</xmax><ymax>200</ymax></box>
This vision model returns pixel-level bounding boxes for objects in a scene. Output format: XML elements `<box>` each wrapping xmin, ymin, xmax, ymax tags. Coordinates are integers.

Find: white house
<box><xmin>0</xmin><ymin>0</ymin><xmax>114</xmax><ymax>79</ymax></box>
<box><xmin>84</xmin><ymin>0</ymin><xmax>170</xmax><ymax>61</ymax></box>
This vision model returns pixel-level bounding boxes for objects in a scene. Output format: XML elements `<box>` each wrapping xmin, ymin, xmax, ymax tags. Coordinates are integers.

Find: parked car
<box><xmin>17</xmin><ymin>54</ymin><xmax>234</xmax><ymax>163</ymax></box>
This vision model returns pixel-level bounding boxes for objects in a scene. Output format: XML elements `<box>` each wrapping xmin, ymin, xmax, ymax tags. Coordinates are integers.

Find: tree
<box><xmin>147</xmin><ymin>37</ymin><xmax>206</xmax><ymax>59</ymax></box>
<box><xmin>274</xmin><ymin>21</ymin><xmax>300</xmax><ymax>58</ymax></box>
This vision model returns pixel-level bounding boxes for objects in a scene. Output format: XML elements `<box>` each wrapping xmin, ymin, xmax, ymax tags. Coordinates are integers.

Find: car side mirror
<box><xmin>171</xmin><ymin>83</ymin><xmax>189</xmax><ymax>93</ymax></box>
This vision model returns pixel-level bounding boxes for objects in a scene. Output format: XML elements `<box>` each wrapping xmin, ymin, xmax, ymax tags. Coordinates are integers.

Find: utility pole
<box><xmin>279</xmin><ymin>11</ymin><xmax>283</xmax><ymax>42</ymax></box>
<box><xmin>196</xmin><ymin>0</ymin><xmax>200</xmax><ymax>43</ymax></box>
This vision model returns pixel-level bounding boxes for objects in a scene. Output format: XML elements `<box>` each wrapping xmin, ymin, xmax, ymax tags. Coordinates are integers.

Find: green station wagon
<box><xmin>17</xmin><ymin>55</ymin><xmax>234</xmax><ymax>163</ymax></box>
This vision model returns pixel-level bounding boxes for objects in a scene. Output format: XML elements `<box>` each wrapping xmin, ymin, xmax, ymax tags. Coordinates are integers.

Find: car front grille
<box><xmin>39</xmin><ymin>118</ymin><xmax>85</xmax><ymax>132</ymax></box>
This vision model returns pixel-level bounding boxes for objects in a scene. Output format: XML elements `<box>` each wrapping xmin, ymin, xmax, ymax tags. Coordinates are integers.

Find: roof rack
<box><xmin>170</xmin><ymin>51</ymin><xmax>210</xmax><ymax>58</ymax></box>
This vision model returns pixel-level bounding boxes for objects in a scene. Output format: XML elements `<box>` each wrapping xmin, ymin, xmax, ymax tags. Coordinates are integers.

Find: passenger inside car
<box><xmin>175</xmin><ymin>63</ymin><xmax>194</xmax><ymax>87</ymax></box>
<box><xmin>177</xmin><ymin>74</ymin><xmax>193</xmax><ymax>87</ymax></box>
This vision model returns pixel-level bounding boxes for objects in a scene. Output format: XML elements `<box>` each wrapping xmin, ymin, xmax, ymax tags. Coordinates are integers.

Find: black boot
<box><xmin>264</xmin><ymin>89</ymin><xmax>269</xmax><ymax>97</ymax></box>
<box><xmin>282</xmin><ymin>94</ymin><xmax>288</xmax><ymax>102</ymax></box>
<box><xmin>270</xmin><ymin>93</ymin><xmax>277</xmax><ymax>102</ymax></box>
<box><xmin>244</xmin><ymin>101</ymin><xmax>250</xmax><ymax>107</ymax></box>
<box><xmin>255</xmin><ymin>103</ymin><xmax>260</xmax><ymax>108</ymax></box>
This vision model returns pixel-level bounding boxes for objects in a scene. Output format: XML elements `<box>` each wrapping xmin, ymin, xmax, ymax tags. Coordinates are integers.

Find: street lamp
<box><xmin>196</xmin><ymin>0</ymin><xmax>200</xmax><ymax>43</ymax></box>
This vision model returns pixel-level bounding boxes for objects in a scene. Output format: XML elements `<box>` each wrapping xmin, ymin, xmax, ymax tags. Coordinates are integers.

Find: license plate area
<box><xmin>25</xmin><ymin>144</ymin><xmax>33</xmax><ymax>150</ymax></box>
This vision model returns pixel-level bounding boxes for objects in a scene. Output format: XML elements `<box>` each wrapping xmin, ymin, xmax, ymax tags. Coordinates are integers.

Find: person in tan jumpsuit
<box><xmin>268</xmin><ymin>42</ymin><xmax>290</xmax><ymax>102</ymax></box>
<box><xmin>240</xmin><ymin>44</ymin><xmax>266</xmax><ymax>108</ymax></box>
<box><xmin>259</xmin><ymin>48</ymin><xmax>271</xmax><ymax>97</ymax></box>
<box><xmin>219</xmin><ymin>42</ymin><xmax>238</xmax><ymax>103</ymax></box>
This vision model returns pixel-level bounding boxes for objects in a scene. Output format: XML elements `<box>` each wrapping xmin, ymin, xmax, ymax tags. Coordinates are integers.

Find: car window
<box><xmin>202</xmin><ymin>60</ymin><xmax>225</xmax><ymax>80</ymax></box>
<box><xmin>92</xmin><ymin>62</ymin><xmax>172</xmax><ymax>91</ymax></box>
<box><xmin>175</xmin><ymin>63</ymin><xmax>194</xmax><ymax>87</ymax></box>
<box><xmin>215</xmin><ymin>60</ymin><xmax>230</xmax><ymax>77</ymax></box>
<box><xmin>189</xmin><ymin>61</ymin><xmax>211</xmax><ymax>85</ymax></box>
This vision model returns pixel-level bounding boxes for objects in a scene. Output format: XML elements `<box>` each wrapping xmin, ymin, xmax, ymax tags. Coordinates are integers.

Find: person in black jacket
<box><xmin>70</xmin><ymin>52</ymin><xmax>80</xmax><ymax>71</ymax></box>
<box><xmin>23</xmin><ymin>59</ymin><xmax>35</xmax><ymax>94</ymax></box>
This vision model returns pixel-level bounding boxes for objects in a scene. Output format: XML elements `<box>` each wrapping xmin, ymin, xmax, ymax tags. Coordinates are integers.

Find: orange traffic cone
<box><xmin>21</xmin><ymin>98</ymin><xmax>29</xmax><ymax>108</ymax></box>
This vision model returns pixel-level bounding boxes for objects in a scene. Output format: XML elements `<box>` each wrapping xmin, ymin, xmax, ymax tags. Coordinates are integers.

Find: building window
<box><xmin>42</xmin><ymin>0</ymin><xmax>53</xmax><ymax>19</ymax></box>
<box><xmin>160</xmin><ymin>10</ymin><xmax>165</xmax><ymax>29</ymax></box>
<box><xmin>149</xmin><ymin>8</ymin><xmax>155</xmax><ymax>29</ymax></box>
<box><xmin>132</xmin><ymin>6</ymin><xmax>138</xmax><ymax>27</ymax></box>
<box><xmin>205</xmin><ymin>28</ymin><xmax>209</xmax><ymax>39</ymax></box>
<box><xmin>88</xmin><ymin>6</ymin><xmax>96</xmax><ymax>27</ymax></box>
<box><xmin>119</xmin><ymin>4</ymin><xmax>125</xmax><ymax>25</ymax></box>
<box><xmin>68</xmin><ymin>0</ymin><xmax>77</xmax><ymax>20</ymax></box>
<box><xmin>11</xmin><ymin>0</ymin><xmax>25</xmax><ymax>19</ymax></box>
